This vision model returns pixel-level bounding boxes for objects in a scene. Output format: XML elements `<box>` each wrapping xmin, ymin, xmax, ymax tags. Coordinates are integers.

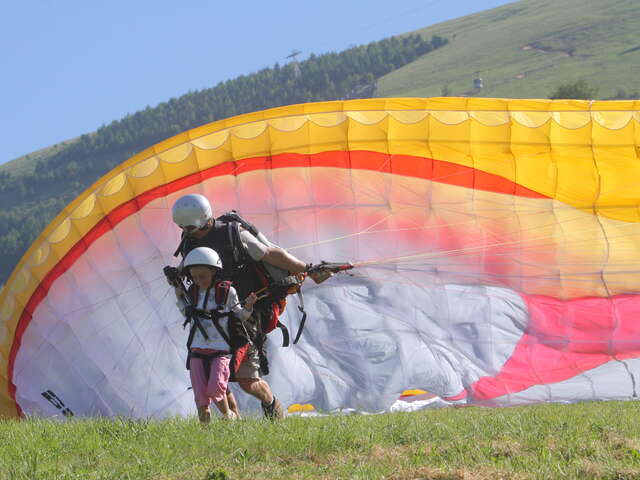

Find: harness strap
<box><xmin>183</xmin><ymin>312</ymin><xmax>208</xmax><ymax>340</ymax></box>
<box><xmin>228</xmin><ymin>221</ymin><xmax>244</xmax><ymax>265</ymax></box>
<box><xmin>211</xmin><ymin>280</ymin><xmax>233</xmax><ymax>347</ymax></box>
<box><xmin>214</xmin><ymin>281</ymin><xmax>231</xmax><ymax>305</ymax></box>
<box><xmin>194</xmin><ymin>288</ymin><xmax>212</xmax><ymax>340</ymax></box>
<box><xmin>184</xmin><ymin>287</ymin><xmax>212</xmax><ymax>369</ymax></box>
<box><xmin>185</xmin><ymin>329</ymin><xmax>196</xmax><ymax>370</ymax></box>
<box><xmin>210</xmin><ymin>310</ymin><xmax>232</xmax><ymax>347</ymax></box>
<box><xmin>277</xmin><ymin>321</ymin><xmax>290</xmax><ymax>347</ymax></box>
<box><xmin>190</xmin><ymin>350</ymin><xmax>231</xmax><ymax>359</ymax></box>
<box><xmin>293</xmin><ymin>290</ymin><xmax>307</xmax><ymax>345</ymax></box>
<box><xmin>173</xmin><ymin>233</ymin><xmax>186</xmax><ymax>257</ymax></box>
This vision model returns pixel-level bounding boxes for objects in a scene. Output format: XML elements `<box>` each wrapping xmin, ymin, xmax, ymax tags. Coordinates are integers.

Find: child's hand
<box><xmin>244</xmin><ymin>292</ymin><xmax>258</xmax><ymax>309</ymax></box>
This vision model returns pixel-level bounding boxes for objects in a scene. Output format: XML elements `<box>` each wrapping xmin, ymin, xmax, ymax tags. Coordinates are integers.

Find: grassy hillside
<box><xmin>0</xmin><ymin>139</ymin><xmax>78</xmax><ymax>177</ymax></box>
<box><xmin>379</xmin><ymin>0</ymin><xmax>640</xmax><ymax>99</ymax></box>
<box><xmin>2</xmin><ymin>401</ymin><xmax>640</xmax><ymax>479</ymax></box>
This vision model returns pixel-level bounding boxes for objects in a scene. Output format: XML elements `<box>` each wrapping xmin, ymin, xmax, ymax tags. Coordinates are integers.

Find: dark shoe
<box><xmin>262</xmin><ymin>397</ymin><xmax>285</xmax><ymax>420</ymax></box>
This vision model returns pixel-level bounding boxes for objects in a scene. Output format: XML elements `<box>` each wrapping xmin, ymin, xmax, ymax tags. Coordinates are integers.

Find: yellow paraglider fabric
<box><xmin>1</xmin><ymin>97</ymin><xmax>640</xmax><ymax>418</ymax></box>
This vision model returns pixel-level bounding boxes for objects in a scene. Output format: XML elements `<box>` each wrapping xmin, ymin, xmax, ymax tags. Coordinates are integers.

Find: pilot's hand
<box><xmin>244</xmin><ymin>292</ymin><xmax>258</xmax><ymax>310</ymax></box>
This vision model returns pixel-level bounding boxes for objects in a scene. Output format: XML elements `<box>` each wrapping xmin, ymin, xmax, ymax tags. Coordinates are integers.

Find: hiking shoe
<box><xmin>262</xmin><ymin>397</ymin><xmax>285</xmax><ymax>420</ymax></box>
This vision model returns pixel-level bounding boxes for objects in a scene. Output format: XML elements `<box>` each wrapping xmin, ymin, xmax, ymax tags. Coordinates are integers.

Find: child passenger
<box><xmin>176</xmin><ymin>246</ymin><xmax>257</xmax><ymax>423</ymax></box>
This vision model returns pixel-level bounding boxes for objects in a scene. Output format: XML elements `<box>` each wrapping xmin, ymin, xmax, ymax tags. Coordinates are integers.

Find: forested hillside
<box><xmin>0</xmin><ymin>33</ymin><xmax>447</xmax><ymax>283</ymax></box>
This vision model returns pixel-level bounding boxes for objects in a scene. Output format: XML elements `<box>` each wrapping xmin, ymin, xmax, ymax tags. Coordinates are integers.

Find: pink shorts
<box><xmin>189</xmin><ymin>353</ymin><xmax>231</xmax><ymax>407</ymax></box>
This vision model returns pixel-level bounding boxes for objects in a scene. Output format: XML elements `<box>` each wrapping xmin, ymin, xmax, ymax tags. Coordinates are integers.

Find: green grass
<box><xmin>379</xmin><ymin>0</ymin><xmax>640</xmax><ymax>99</ymax></box>
<box><xmin>2</xmin><ymin>401</ymin><xmax>640</xmax><ymax>479</ymax></box>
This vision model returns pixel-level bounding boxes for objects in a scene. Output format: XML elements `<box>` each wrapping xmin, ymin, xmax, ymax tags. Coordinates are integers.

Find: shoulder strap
<box><xmin>173</xmin><ymin>231</ymin><xmax>187</xmax><ymax>258</ymax></box>
<box><xmin>217</xmin><ymin>210</ymin><xmax>260</xmax><ymax>237</ymax></box>
<box><xmin>292</xmin><ymin>291</ymin><xmax>307</xmax><ymax>344</ymax></box>
<box><xmin>208</xmin><ymin>220</ymin><xmax>237</xmax><ymax>278</ymax></box>
<box><xmin>217</xmin><ymin>211</ymin><xmax>264</xmax><ymax>266</ymax></box>
<box><xmin>227</xmin><ymin>220</ymin><xmax>246</xmax><ymax>265</ymax></box>
<box><xmin>182</xmin><ymin>284</ymin><xmax>198</xmax><ymax>330</ymax></box>
<box><xmin>186</xmin><ymin>287</ymin><xmax>210</xmax><ymax>341</ymax></box>
<box><xmin>188</xmin><ymin>284</ymin><xmax>198</xmax><ymax>305</ymax></box>
<box><xmin>214</xmin><ymin>280</ymin><xmax>232</xmax><ymax>306</ymax></box>
<box><xmin>184</xmin><ymin>286</ymin><xmax>212</xmax><ymax>369</ymax></box>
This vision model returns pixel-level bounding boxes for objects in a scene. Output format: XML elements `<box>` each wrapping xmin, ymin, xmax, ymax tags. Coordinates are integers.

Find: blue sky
<box><xmin>0</xmin><ymin>0</ymin><xmax>514</xmax><ymax>165</ymax></box>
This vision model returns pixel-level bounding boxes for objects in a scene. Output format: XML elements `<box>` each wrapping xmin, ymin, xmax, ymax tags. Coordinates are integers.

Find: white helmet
<box><xmin>183</xmin><ymin>247</ymin><xmax>223</xmax><ymax>270</ymax></box>
<box><xmin>172</xmin><ymin>194</ymin><xmax>212</xmax><ymax>230</ymax></box>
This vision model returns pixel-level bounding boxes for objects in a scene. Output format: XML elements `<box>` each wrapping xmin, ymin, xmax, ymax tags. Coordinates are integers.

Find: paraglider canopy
<box><xmin>1</xmin><ymin>97</ymin><xmax>640</xmax><ymax>418</ymax></box>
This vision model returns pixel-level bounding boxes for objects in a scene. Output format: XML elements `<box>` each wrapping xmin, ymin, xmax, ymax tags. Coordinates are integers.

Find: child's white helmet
<box><xmin>183</xmin><ymin>247</ymin><xmax>223</xmax><ymax>270</ymax></box>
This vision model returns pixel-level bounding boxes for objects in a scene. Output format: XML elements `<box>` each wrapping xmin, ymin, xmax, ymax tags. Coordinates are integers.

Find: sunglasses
<box><xmin>181</xmin><ymin>225</ymin><xmax>205</xmax><ymax>234</ymax></box>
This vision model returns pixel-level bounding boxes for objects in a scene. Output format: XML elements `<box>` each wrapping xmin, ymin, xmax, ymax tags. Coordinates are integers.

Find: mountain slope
<box><xmin>378</xmin><ymin>0</ymin><xmax>640</xmax><ymax>98</ymax></box>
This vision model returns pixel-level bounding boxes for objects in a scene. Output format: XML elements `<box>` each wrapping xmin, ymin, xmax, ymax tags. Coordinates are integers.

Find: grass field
<box><xmin>2</xmin><ymin>400</ymin><xmax>640</xmax><ymax>479</ymax></box>
<box><xmin>379</xmin><ymin>0</ymin><xmax>640</xmax><ymax>99</ymax></box>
